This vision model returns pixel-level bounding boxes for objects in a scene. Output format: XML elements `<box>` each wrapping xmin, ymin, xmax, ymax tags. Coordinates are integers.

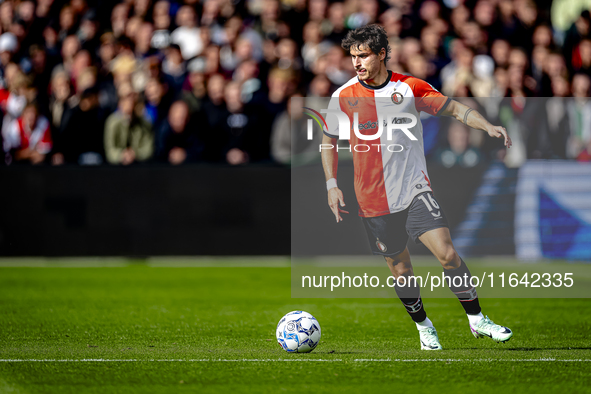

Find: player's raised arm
<box><xmin>321</xmin><ymin>134</ymin><xmax>349</xmax><ymax>223</ymax></box>
<box><xmin>439</xmin><ymin>99</ymin><xmax>512</xmax><ymax>149</ymax></box>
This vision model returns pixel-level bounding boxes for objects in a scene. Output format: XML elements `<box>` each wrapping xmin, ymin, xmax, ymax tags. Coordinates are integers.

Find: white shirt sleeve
<box><xmin>323</xmin><ymin>92</ymin><xmax>342</xmax><ymax>138</ymax></box>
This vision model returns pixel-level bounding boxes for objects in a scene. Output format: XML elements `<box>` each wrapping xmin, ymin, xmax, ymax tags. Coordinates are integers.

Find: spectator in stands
<box><xmin>57</xmin><ymin>5</ymin><xmax>76</xmax><ymax>42</ymax></box>
<box><xmin>3</xmin><ymin>101</ymin><xmax>52</xmax><ymax>165</ymax></box>
<box><xmin>144</xmin><ymin>76</ymin><xmax>172</xmax><ymax>134</ymax></box>
<box><xmin>151</xmin><ymin>1</ymin><xmax>172</xmax><ymax>50</ymax></box>
<box><xmin>567</xmin><ymin>73</ymin><xmax>591</xmax><ymax>159</ymax></box>
<box><xmin>562</xmin><ymin>10</ymin><xmax>591</xmax><ymax>71</ymax></box>
<box><xmin>532</xmin><ymin>45</ymin><xmax>549</xmax><ymax>88</ymax></box>
<box><xmin>203</xmin><ymin>45</ymin><xmax>221</xmax><ymax>76</ymax></box>
<box><xmin>48</xmin><ymin>70</ymin><xmax>73</xmax><ymax>133</ymax></box>
<box><xmin>419</xmin><ymin>26</ymin><xmax>447</xmax><ymax>87</ymax></box>
<box><xmin>326</xmin><ymin>2</ymin><xmax>348</xmax><ymax>44</ymax></box>
<box><xmin>110</xmin><ymin>3</ymin><xmax>130</xmax><ymax>39</ymax></box>
<box><xmin>0</xmin><ymin>33</ymin><xmax>18</xmax><ymax>84</ymax></box>
<box><xmin>104</xmin><ymin>83</ymin><xmax>153</xmax><ymax>165</ymax></box>
<box><xmin>134</xmin><ymin>0</ymin><xmax>151</xmax><ymax>20</ymax></box>
<box><xmin>572</xmin><ymin>38</ymin><xmax>591</xmax><ymax>75</ymax></box>
<box><xmin>106</xmin><ymin>54</ymin><xmax>136</xmax><ymax>110</ymax></box>
<box><xmin>1</xmin><ymin>62</ymin><xmax>19</xmax><ymax>92</ymax></box>
<box><xmin>301</xmin><ymin>21</ymin><xmax>325</xmax><ymax>71</ymax></box>
<box><xmin>271</xmin><ymin>92</ymin><xmax>323</xmax><ymax>166</ymax></box>
<box><xmin>182</xmin><ymin>58</ymin><xmax>207</xmax><ymax>114</ymax></box>
<box><xmin>220</xmin><ymin>36</ymin><xmax>253</xmax><ymax>74</ymax></box>
<box><xmin>79</xmin><ymin>11</ymin><xmax>101</xmax><ymax>56</ymax></box>
<box><xmin>201</xmin><ymin>81</ymin><xmax>256</xmax><ymax>164</ymax></box>
<box><xmin>42</xmin><ymin>25</ymin><xmax>60</xmax><ymax>64</ymax></box>
<box><xmin>270</xmin><ymin>100</ymin><xmax>294</xmax><ymax>165</ymax></box>
<box><xmin>532</xmin><ymin>24</ymin><xmax>555</xmax><ymax>49</ymax></box>
<box><xmin>471</xmin><ymin>55</ymin><xmax>496</xmax><ymax>97</ymax></box>
<box><xmin>27</xmin><ymin>45</ymin><xmax>52</xmax><ymax>111</ymax></box>
<box><xmin>156</xmin><ymin>100</ymin><xmax>199</xmax><ymax>164</ymax></box>
<box><xmin>199</xmin><ymin>74</ymin><xmax>226</xmax><ymax>162</ymax></box>
<box><xmin>307</xmin><ymin>73</ymin><xmax>331</xmax><ymax>97</ymax></box>
<box><xmin>1</xmin><ymin>71</ymin><xmax>29</xmax><ymax>145</ymax></box>
<box><xmin>491</xmin><ymin>39</ymin><xmax>511</xmax><ymax>68</ymax></box>
<box><xmin>275</xmin><ymin>38</ymin><xmax>303</xmax><ymax>72</ymax></box>
<box><xmin>544</xmin><ymin>76</ymin><xmax>571</xmax><ymax>159</ymax></box>
<box><xmin>324</xmin><ymin>44</ymin><xmax>351</xmax><ymax>86</ymax></box>
<box><xmin>170</xmin><ymin>5</ymin><xmax>203</xmax><ymax>60</ymax></box>
<box><xmin>52</xmin><ymin>86</ymin><xmax>105</xmax><ymax>165</ymax></box>
<box><xmin>436</xmin><ymin>122</ymin><xmax>482</xmax><ymax>168</ymax></box>
<box><xmin>441</xmin><ymin>43</ymin><xmax>475</xmax><ymax>96</ymax></box>
<box><xmin>134</xmin><ymin>22</ymin><xmax>157</xmax><ymax>60</ymax></box>
<box><xmin>0</xmin><ymin>0</ymin><xmax>589</xmax><ymax>168</ymax></box>
<box><xmin>0</xmin><ymin>2</ymin><xmax>13</xmax><ymax>34</ymax></box>
<box><xmin>125</xmin><ymin>17</ymin><xmax>143</xmax><ymax>43</ymax></box>
<box><xmin>162</xmin><ymin>44</ymin><xmax>186</xmax><ymax>97</ymax></box>
<box><xmin>461</xmin><ymin>20</ymin><xmax>488</xmax><ymax>55</ymax></box>
<box><xmin>57</xmin><ymin>35</ymin><xmax>81</xmax><ymax>77</ymax></box>
<box><xmin>249</xmin><ymin>67</ymin><xmax>295</xmax><ymax>161</ymax></box>
<box><xmin>255</xmin><ymin>0</ymin><xmax>282</xmax><ymax>40</ymax></box>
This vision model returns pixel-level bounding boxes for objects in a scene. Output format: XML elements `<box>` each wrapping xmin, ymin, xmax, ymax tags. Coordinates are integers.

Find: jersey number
<box><xmin>418</xmin><ymin>194</ymin><xmax>441</xmax><ymax>218</ymax></box>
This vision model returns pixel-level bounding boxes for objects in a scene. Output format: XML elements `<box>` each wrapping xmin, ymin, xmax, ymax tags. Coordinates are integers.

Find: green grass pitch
<box><xmin>1</xmin><ymin>259</ymin><xmax>590</xmax><ymax>393</ymax></box>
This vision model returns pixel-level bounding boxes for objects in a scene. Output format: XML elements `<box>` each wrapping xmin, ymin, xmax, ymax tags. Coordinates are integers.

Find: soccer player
<box><xmin>321</xmin><ymin>24</ymin><xmax>513</xmax><ymax>350</ymax></box>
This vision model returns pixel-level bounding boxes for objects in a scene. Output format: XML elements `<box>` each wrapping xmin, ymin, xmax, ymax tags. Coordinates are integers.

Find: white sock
<box><xmin>467</xmin><ymin>312</ymin><xmax>484</xmax><ymax>326</ymax></box>
<box><xmin>416</xmin><ymin>317</ymin><xmax>434</xmax><ymax>331</ymax></box>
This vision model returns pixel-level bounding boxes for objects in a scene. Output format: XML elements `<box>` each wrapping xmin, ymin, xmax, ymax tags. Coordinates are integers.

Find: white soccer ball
<box><xmin>276</xmin><ymin>310</ymin><xmax>321</xmax><ymax>353</ymax></box>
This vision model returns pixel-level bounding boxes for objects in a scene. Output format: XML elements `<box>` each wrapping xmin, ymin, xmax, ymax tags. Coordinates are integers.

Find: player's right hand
<box><xmin>328</xmin><ymin>187</ymin><xmax>349</xmax><ymax>223</ymax></box>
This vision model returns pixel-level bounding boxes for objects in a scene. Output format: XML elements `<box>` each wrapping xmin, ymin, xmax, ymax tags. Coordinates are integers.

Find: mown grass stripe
<box><xmin>1</xmin><ymin>359</ymin><xmax>589</xmax><ymax>362</ymax></box>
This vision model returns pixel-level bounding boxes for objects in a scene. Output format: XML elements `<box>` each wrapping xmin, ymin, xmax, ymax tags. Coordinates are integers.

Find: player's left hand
<box><xmin>488</xmin><ymin>125</ymin><xmax>512</xmax><ymax>148</ymax></box>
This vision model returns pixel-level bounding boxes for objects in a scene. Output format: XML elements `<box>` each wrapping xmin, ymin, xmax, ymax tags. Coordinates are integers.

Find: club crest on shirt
<box><xmin>391</xmin><ymin>91</ymin><xmax>404</xmax><ymax>104</ymax></box>
<box><xmin>376</xmin><ymin>238</ymin><xmax>387</xmax><ymax>252</ymax></box>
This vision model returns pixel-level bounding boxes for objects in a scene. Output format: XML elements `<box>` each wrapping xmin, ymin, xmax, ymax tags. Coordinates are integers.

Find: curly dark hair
<box><xmin>341</xmin><ymin>24</ymin><xmax>391</xmax><ymax>66</ymax></box>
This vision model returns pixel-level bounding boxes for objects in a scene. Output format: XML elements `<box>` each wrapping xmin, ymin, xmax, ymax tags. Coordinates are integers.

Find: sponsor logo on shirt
<box><xmin>383</xmin><ymin>117</ymin><xmax>413</xmax><ymax>127</ymax></box>
<box><xmin>358</xmin><ymin>121</ymin><xmax>379</xmax><ymax>130</ymax></box>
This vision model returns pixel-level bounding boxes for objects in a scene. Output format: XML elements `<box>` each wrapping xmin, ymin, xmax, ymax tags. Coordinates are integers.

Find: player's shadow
<box><xmin>314</xmin><ymin>351</ymin><xmax>364</xmax><ymax>354</ymax></box>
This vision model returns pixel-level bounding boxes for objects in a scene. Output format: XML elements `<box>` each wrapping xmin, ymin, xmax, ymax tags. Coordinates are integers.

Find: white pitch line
<box><xmin>354</xmin><ymin>358</ymin><xmax>591</xmax><ymax>362</ymax></box>
<box><xmin>0</xmin><ymin>359</ymin><xmax>343</xmax><ymax>362</ymax></box>
<box><xmin>0</xmin><ymin>359</ymin><xmax>590</xmax><ymax>363</ymax></box>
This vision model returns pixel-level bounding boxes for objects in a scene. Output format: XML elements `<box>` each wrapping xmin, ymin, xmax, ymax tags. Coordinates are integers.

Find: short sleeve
<box><xmin>412</xmin><ymin>78</ymin><xmax>450</xmax><ymax>116</ymax></box>
<box><xmin>323</xmin><ymin>92</ymin><xmax>341</xmax><ymax>138</ymax></box>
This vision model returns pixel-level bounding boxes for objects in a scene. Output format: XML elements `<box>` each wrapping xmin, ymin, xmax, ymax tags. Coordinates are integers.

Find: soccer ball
<box><xmin>276</xmin><ymin>311</ymin><xmax>321</xmax><ymax>353</ymax></box>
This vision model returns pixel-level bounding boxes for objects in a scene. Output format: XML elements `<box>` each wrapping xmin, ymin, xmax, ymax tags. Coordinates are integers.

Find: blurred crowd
<box><xmin>1</xmin><ymin>0</ymin><xmax>591</xmax><ymax>167</ymax></box>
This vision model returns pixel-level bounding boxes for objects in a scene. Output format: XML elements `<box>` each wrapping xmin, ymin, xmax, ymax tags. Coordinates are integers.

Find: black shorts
<box><xmin>361</xmin><ymin>192</ymin><xmax>449</xmax><ymax>257</ymax></box>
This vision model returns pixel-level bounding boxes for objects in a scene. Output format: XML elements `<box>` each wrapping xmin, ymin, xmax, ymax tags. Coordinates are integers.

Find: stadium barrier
<box><xmin>0</xmin><ymin>164</ymin><xmax>291</xmax><ymax>256</ymax></box>
<box><xmin>1</xmin><ymin>163</ymin><xmax>485</xmax><ymax>257</ymax></box>
<box><xmin>3</xmin><ymin>161</ymin><xmax>588</xmax><ymax>259</ymax></box>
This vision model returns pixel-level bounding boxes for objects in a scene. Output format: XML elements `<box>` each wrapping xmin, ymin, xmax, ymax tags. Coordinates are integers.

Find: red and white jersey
<box><xmin>324</xmin><ymin>71</ymin><xmax>449</xmax><ymax>217</ymax></box>
<box><xmin>3</xmin><ymin>116</ymin><xmax>52</xmax><ymax>154</ymax></box>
